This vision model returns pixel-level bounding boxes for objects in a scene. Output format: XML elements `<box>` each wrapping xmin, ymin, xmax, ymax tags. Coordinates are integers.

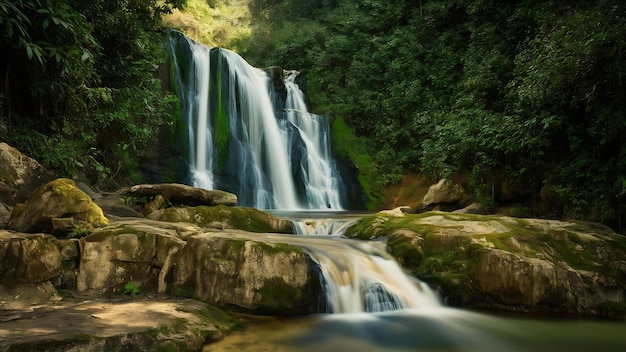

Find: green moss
<box><xmin>227</xmin><ymin>239</ymin><xmax>247</xmax><ymax>254</ymax></box>
<box><xmin>214</xmin><ymin>58</ymin><xmax>230</xmax><ymax>172</ymax></box>
<box><xmin>510</xmin><ymin>206</ymin><xmax>532</xmax><ymax>218</ymax></box>
<box><xmin>167</xmin><ymin>285</ymin><xmax>198</xmax><ymax>299</ymax></box>
<box><xmin>331</xmin><ymin>116</ymin><xmax>383</xmax><ymax>210</ymax></box>
<box><xmin>177</xmin><ymin>304</ymin><xmax>239</xmax><ymax>332</ymax></box>
<box><xmin>387</xmin><ymin>234</ymin><xmax>422</xmax><ymax>268</ymax></box>
<box><xmin>253</xmin><ymin>241</ymin><xmax>302</xmax><ymax>255</ymax></box>
<box><xmin>158</xmin><ymin>205</ymin><xmax>293</xmax><ymax>233</ymax></box>
<box><xmin>258</xmin><ymin>277</ymin><xmax>307</xmax><ymax>314</ymax></box>
<box><xmin>437</xmin><ymin>273</ymin><xmax>479</xmax><ymax>304</ymax></box>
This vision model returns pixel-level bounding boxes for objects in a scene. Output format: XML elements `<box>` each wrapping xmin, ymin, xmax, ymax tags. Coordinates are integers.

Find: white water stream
<box><xmin>168</xmin><ymin>31</ymin><xmax>346</xmax><ymax>210</ymax></box>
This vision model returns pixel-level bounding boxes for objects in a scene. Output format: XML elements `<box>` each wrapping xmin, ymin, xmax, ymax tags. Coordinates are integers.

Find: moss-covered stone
<box><xmin>148</xmin><ymin>205</ymin><xmax>294</xmax><ymax>233</ymax></box>
<box><xmin>345</xmin><ymin>211</ymin><xmax>626</xmax><ymax>317</ymax></box>
<box><xmin>8</xmin><ymin>178</ymin><xmax>108</xmax><ymax>235</ymax></box>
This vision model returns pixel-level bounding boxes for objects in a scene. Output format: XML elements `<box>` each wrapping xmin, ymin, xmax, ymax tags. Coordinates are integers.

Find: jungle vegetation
<box><xmin>234</xmin><ymin>0</ymin><xmax>626</xmax><ymax>230</ymax></box>
<box><xmin>0</xmin><ymin>0</ymin><xmax>186</xmax><ymax>187</ymax></box>
<box><xmin>1</xmin><ymin>0</ymin><xmax>625</xmax><ymax>232</ymax></box>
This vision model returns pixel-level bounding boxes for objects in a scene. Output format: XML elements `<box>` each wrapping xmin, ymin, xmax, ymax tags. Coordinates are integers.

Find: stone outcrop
<box><xmin>2</xmin><ymin>218</ymin><xmax>323</xmax><ymax>318</ymax></box>
<box><xmin>127</xmin><ymin>183</ymin><xmax>237</xmax><ymax>210</ymax></box>
<box><xmin>400</xmin><ymin>177</ymin><xmax>473</xmax><ymax>214</ymax></box>
<box><xmin>422</xmin><ymin>179</ymin><xmax>468</xmax><ymax>206</ymax></box>
<box><xmin>345</xmin><ymin>211</ymin><xmax>626</xmax><ymax>317</ymax></box>
<box><xmin>171</xmin><ymin>233</ymin><xmax>324</xmax><ymax>314</ymax></box>
<box><xmin>148</xmin><ymin>205</ymin><xmax>295</xmax><ymax>233</ymax></box>
<box><xmin>0</xmin><ymin>298</ymin><xmax>237</xmax><ymax>351</ymax></box>
<box><xmin>0</xmin><ymin>232</ymin><xmax>63</xmax><ymax>284</ymax></box>
<box><xmin>0</xmin><ymin>142</ymin><xmax>54</xmax><ymax>205</ymax></box>
<box><xmin>76</xmin><ymin>221</ymin><xmax>188</xmax><ymax>294</ymax></box>
<box><xmin>8</xmin><ymin>178</ymin><xmax>108</xmax><ymax>234</ymax></box>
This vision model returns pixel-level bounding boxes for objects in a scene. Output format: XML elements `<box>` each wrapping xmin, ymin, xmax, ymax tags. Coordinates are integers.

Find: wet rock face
<box><xmin>7</xmin><ymin>178</ymin><xmax>108</xmax><ymax>234</ymax></box>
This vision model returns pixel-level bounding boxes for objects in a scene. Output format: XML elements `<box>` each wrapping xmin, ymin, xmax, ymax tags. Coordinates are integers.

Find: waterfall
<box><xmin>166</xmin><ymin>29</ymin><xmax>433</xmax><ymax>314</ymax></box>
<box><xmin>301</xmin><ymin>239</ymin><xmax>441</xmax><ymax>314</ymax></box>
<box><xmin>258</xmin><ymin>216</ymin><xmax>442</xmax><ymax>314</ymax></box>
<box><xmin>167</xmin><ymin>31</ymin><xmax>346</xmax><ymax>210</ymax></box>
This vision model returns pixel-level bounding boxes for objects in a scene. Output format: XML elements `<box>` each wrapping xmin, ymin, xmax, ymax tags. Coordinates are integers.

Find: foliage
<box><xmin>331</xmin><ymin>116</ymin><xmax>383</xmax><ymax>209</ymax></box>
<box><xmin>123</xmin><ymin>281</ymin><xmax>140</xmax><ymax>296</ymax></box>
<box><xmin>162</xmin><ymin>0</ymin><xmax>251</xmax><ymax>50</ymax></box>
<box><xmin>237</xmin><ymin>0</ymin><xmax>626</xmax><ymax>230</ymax></box>
<box><xmin>0</xmin><ymin>0</ymin><xmax>186</xmax><ymax>189</ymax></box>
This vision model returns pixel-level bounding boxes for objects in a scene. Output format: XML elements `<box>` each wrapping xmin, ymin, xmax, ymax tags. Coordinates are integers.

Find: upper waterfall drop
<box><xmin>167</xmin><ymin>31</ymin><xmax>347</xmax><ymax>211</ymax></box>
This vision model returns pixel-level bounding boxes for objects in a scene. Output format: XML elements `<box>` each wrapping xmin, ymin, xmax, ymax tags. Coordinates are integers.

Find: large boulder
<box><xmin>76</xmin><ymin>220</ymin><xmax>188</xmax><ymax>294</ymax></box>
<box><xmin>148</xmin><ymin>205</ymin><xmax>295</xmax><ymax>233</ymax></box>
<box><xmin>8</xmin><ymin>178</ymin><xmax>108</xmax><ymax>234</ymax></box>
<box><xmin>422</xmin><ymin>179</ymin><xmax>470</xmax><ymax>207</ymax></box>
<box><xmin>170</xmin><ymin>232</ymin><xmax>325</xmax><ymax>314</ymax></box>
<box><xmin>0</xmin><ymin>231</ymin><xmax>72</xmax><ymax>309</ymax></box>
<box><xmin>0</xmin><ymin>142</ymin><xmax>54</xmax><ymax>204</ymax></box>
<box><xmin>0</xmin><ymin>231</ymin><xmax>63</xmax><ymax>284</ymax></box>
<box><xmin>345</xmin><ymin>211</ymin><xmax>626</xmax><ymax>318</ymax></box>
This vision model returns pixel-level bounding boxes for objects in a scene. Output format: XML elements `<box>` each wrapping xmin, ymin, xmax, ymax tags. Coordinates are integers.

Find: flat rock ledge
<box><xmin>127</xmin><ymin>183</ymin><xmax>237</xmax><ymax>208</ymax></box>
<box><xmin>0</xmin><ymin>296</ymin><xmax>237</xmax><ymax>352</ymax></box>
<box><xmin>345</xmin><ymin>211</ymin><xmax>626</xmax><ymax>318</ymax></box>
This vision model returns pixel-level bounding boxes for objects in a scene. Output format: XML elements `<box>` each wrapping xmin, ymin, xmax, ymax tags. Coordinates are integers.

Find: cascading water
<box><xmin>305</xmin><ymin>240</ymin><xmax>441</xmax><ymax>313</ymax></box>
<box><xmin>167</xmin><ymin>31</ymin><xmax>346</xmax><ymax>210</ymax></box>
<box><xmin>286</xmin><ymin>215</ymin><xmax>441</xmax><ymax>313</ymax></box>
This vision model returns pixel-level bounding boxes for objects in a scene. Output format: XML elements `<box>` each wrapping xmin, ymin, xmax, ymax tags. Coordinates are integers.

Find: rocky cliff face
<box><xmin>345</xmin><ymin>211</ymin><xmax>626</xmax><ymax>318</ymax></box>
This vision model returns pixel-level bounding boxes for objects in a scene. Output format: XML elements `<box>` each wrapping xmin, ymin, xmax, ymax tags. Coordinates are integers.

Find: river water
<box><xmin>202</xmin><ymin>212</ymin><xmax>626</xmax><ymax>352</ymax></box>
<box><xmin>205</xmin><ymin>309</ymin><xmax>626</xmax><ymax>352</ymax></box>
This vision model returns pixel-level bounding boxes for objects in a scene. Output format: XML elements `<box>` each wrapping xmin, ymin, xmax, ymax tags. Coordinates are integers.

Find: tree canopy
<box><xmin>0</xmin><ymin>0</ymin><xmax>186</xmax><ymax>187</ymax></box>
<box><xmin>235</xmin><ymin>0</ymin><xmax>626</xmax><ymax>230</ymax></box>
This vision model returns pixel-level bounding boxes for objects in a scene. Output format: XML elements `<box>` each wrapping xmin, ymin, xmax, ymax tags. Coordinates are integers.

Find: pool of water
<box><xmin>205</xmin><ymin>308</ymin><xmax>626</xmax><ymax>352</ymax></box>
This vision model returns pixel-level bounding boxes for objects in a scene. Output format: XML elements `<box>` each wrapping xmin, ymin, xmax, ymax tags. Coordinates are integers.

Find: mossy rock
<box><xmin>345</xmin><ymin>211</ymin><xmax>626</xmax><ymax>317</ymax></box>
<box><xmin>8</xmin><ymin>178</ymin><xmax>108</xmax><ymax>234</ymax></box>
<box><xmin>148</xmin><ymin>205</ymin><xmax>294</xmax><ymax>233</ymax></box>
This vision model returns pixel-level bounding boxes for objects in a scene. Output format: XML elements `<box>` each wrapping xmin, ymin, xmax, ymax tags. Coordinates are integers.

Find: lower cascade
<box><xmin>287</xmin><ymin>216</ymin><xmax>441</xmax><ymax>314</ymax></box>
<box><xmin>167</xmin><ymin>31</ymin><xmax>347</xmax><ymax>211</ymax></box>
<box><xmin>309</xmin><ymin>240</ymin><xmax>441</xmax><ymax>314</ymax></box>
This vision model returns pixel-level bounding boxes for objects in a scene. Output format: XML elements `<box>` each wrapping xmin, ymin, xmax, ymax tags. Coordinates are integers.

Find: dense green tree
<box><xmin>0</xmin><ymin>0</ymin><xmax>186</xmax><ymax>187</ymax></box>
<box><xmin>238</xmin><ymin>0</ymin><xmax>626</xmax><ymax>230</ymax></box>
